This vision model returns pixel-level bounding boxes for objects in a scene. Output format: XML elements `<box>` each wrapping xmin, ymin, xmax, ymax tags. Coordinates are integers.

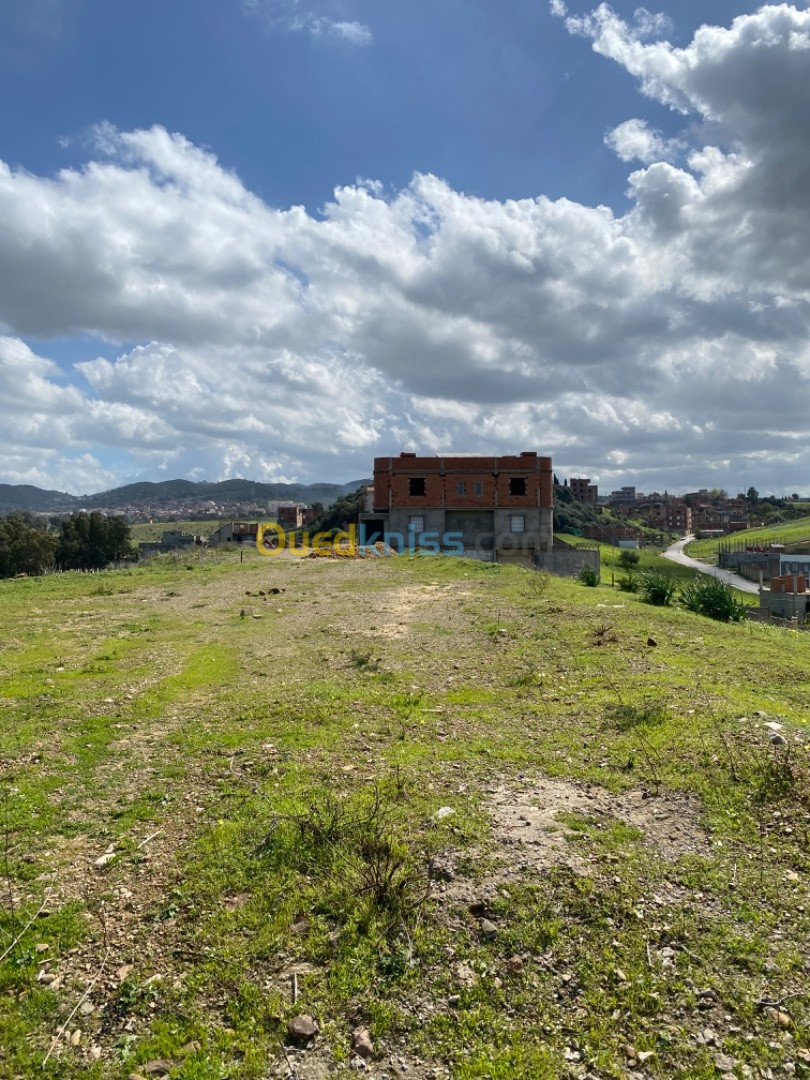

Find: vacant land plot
<box><xmin>0</xmin><ymin>551</ymin><xmax>808</xmax><ymax>1079</ymax></box>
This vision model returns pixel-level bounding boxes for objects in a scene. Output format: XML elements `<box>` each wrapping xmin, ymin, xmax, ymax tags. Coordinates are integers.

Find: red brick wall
<box><xmin>373</xmin><ymin>453</ymin><xmax>553</xmax><ymax>511</ymax></box>
<box><xmin>772</xmin><ymin>574</ymin><xmax>807</xmax><ymax>594</ymax></box>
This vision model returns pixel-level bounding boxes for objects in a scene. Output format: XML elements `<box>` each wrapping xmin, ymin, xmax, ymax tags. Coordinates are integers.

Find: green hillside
<box><xmin>687</xmin><ymin>516</ymin><xmax>810</xmax><ymax>560</ymax></box>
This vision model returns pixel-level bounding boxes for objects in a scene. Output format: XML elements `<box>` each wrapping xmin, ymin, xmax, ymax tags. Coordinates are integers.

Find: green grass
<box><xmin>687</xmin><ymin>515</ymin><xmax>810</xmax><ymax>560</ymax></box>
<box><xmin>0</xmin><ymin>550</ymin><xmax>808</xmax><ymax>1077</ymax></box>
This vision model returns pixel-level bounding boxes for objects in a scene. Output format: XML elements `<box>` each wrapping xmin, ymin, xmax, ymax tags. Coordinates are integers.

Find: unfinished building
<box><xmin>360</xmin><ymin>452</ymin><xmax>554</xmax><ymax>567</ymax></box>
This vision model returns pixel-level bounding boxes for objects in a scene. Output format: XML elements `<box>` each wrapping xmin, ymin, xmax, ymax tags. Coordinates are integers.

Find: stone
<box><xmin>288</xmin><ymin>1014</ymin><xmax>319</xmax><ymax>1042</ymax></box>
<box><xmin>143</xmin><ymin>1062</ymin><xmax>176</xmax><ymax>1077</ymax></box>
<box><xmin>647</xmin><ymin>637</ymin><xmax>657</xmax><ymax>647</ymax></box>
<box><xmin>480</xmin><ymin>919</ymin><xmax>498</xmax><ymax>941</ymax></box>
<box><xmin>352</xmin><ymin>1027</ymin><xmax>374</xmax><ymax>1060</ymax></box>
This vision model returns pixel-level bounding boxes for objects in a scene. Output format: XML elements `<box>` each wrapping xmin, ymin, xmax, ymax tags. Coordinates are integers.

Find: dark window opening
<box><xmin>509</xmin><ymin>477</ymin><xmax>527</xmax><ymax>496</ymax></box>
<box><xmin>409</xmin><ymin>477</ymin><xmax>426</xmax><ymax>496</ymax></box>
<box><xmin>456</xmin><ymin>481</ymin><xmax>466</xmax><ymax>495</ymax></box>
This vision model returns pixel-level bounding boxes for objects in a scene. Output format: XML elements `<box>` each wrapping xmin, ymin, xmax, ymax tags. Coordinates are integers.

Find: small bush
<box><xmin>578</xmin><ymin>565</ymin><xmax>598</xmax><ymax>587</ymax></box>
<box><xmin>618</xmin><ymin>550</ymin><xmax>640</xmax><ymax>570</ymax></box>
<box><xmin>679</xmin><ymin>576</ymin><xmax>748</xmax><ymax>622</ymax></box>
<box><xmin>638</xmin><ymin>569</ymin><xmax>677</xmax><ymax>606</ymax></box>
<box><xmin>257</xmin><ymin>785</ymin><xmax>431</xmax><ymax>926</ymax></box>
<box><xmin>618</xmin><ymin>573</ymin><xmax>639</xmax><ymax>593</ymax></box>
<box><xmin>606</xmin><ymin>701</ymin><xmax>669</xmax><ymax>732</ymax></box>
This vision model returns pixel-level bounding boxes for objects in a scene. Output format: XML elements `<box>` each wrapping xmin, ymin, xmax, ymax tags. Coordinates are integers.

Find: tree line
<box><xmin>0</xmin><ymin>511</ymin><xmax>135</xmax><ymax>579</ymax></box>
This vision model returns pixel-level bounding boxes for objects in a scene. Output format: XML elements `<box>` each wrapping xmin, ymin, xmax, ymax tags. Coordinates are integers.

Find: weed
<box><xmin>578</xmin><ymin>565</ymin><xmax>598</xmax><ymax>587</ymax></box>
<box><xmin>256</xmin><ymin>784</ymin><xmax>432</xmax><ymax>928</ymax></box>
<box><xmin>605</xmin><ymin>701</ymin><xmax>669</xmax><ymax>733</ymax></box>
<box><xmin>349</xmin><ymin>649</ymin><xmax>382</xmax><ymax>672</ymax></box>
<box><xmin>680</xmin><ymin>576</ymin><xmax>748</xmax><ymax>622</ymax></box>
<box><xmin>638</xmin><ymin>568</ymin><xmax>677</xmax><ymax>606</ymax></box>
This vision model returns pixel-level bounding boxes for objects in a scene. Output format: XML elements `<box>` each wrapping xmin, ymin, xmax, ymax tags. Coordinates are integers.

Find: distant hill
<box><xmin>0</xmin><ymin>485</ymin><xmax>80</xmax><ymax>513</ymax></box>
<box><xmin>0</xmin><ymin>478</ymin><xmax>371</xmax><ymax>514</ymax></box>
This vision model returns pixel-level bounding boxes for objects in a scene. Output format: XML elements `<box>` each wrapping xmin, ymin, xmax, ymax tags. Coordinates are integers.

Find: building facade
<box><xmin>208</xmin><ymin>521</ymin><xmax>260</xmax><ymax>546</ymax></box>
<box><xmin>569</xmin><ymin>477</ymin><xmax>598</xmax><ymax>503</ymax></box>
<box><xmin>276</xmin><ymin>504</ymin><xmax>317</xmax><ymax>531</ymax></box>
<box><xmin>361</xmin><ymin>452</ymin><xmax>554</xmax><ymax>565</ymax></box>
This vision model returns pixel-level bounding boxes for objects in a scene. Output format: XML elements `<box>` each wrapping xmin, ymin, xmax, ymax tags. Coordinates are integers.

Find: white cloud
<box><xmin>605</xmin><ymin>118</ymin><xmax>683</xmax><ymax>163</ymax></box>
<box><xmin>243</xmin><ymin>0</ymin><xmax>372</xmax><ymax>44</ymax></box>
<box><xmin>3</xmin><ymin>6</ymin><xmax>810</xmax><ymax>493</ymax></box>
<box><xmin>312</xmin><ymin>18</ymin><xmax>372</xmax><ymax>44</ymax></box>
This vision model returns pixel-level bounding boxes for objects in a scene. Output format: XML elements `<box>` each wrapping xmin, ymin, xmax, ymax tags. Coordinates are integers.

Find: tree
<box><xmin>746</xmin><ymin>486</ymin><xmax>759</xmax><ymax>505</ymax></box>
<box><xmin>55</xmin><ymin>512</ymin><xmax>134</xmax><ymax>570</ymax></box>
<box><xmin>306</xmin><ymin>489</ymin><xmax>367</xmax><ymax>535</ymax></box>
<box><xmin>0</xmin><ymin>513</ymin><xmax>57</xmax><ymax>578</ymax></box>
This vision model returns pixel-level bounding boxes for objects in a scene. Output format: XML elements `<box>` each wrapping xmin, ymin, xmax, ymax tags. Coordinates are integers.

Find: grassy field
<box><xmin>1</xmin><ymin>549</ymin><xmax>808</xmax><ymax>1078</ymax></box>
<box><xmin>687</xmin><ymin>517</ymin><xmax>810</xmax><ymax>561</ymax></box>
<box><xmin>129</xmin><ymin>521</ymin><xmax>228</xmax><ymax>545</ymax></box>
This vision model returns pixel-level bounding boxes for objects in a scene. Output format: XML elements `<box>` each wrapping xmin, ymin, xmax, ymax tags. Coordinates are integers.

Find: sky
<box><xmin>1</xmin><ymin>0</ymin><xmax>809</xmax><ymax>495</ymax></box>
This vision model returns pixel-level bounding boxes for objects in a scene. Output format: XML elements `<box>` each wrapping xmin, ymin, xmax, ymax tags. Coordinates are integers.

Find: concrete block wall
<box><xmin>534</xmin><ymin>548</ymin><xmax>601</xmax><ymax>581</ymax></box>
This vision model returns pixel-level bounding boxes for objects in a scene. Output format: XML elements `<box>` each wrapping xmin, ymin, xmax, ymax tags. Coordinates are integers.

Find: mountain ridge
<box><xmin>0</xmin><ymin>478</ymin><xmax>371</xmax><ymax>513</ymax></box>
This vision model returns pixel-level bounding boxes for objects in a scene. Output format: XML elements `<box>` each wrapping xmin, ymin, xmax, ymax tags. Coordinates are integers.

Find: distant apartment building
<box><xmin>361</xmin><ymin>452</ymin><xmax>554</xmax><ymax>565</ymax></box>
<box><xmin>569</xmin><ymin>477</ymin><xmax>598</xmax><ymax>503</ymax></box>
<box><xmin>637</xmin><ymin>498</ymin><xmax>692</xmax><ymax>534</ymax></box>
<box><xmin>276</xmin><ymin>504</ymin><xmax>317</xmax><ymax>531</ymax></box>
<box><xmin>609</xmin><ymin>486</ymin><xmax>637</xmax><ymax>506</ymax></box>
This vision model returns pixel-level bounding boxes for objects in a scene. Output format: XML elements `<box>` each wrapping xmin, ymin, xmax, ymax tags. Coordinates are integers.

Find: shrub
<box><xmin>578</xmin><ymin>565</ymin><xmax>598</xmax><ymax>587</ymax></box>
<box><xmin>680</xmin><ymin>576</ymin><xmax>748</xmax><ymax>622</ymax></box>
<box><xmin>257</xmin><ymin>784</ymin><xmax>431</xmax><ymax>927</ymax></box>
<box><xmin>618</xmin><ymin>549</ymin><xmax>640</xmax><ymax>570</ymax></box>
<box><xmin>638</xmin><ymin>569</ymin><xmax>677</xmax><ymax>606</ymax></box>
<box><xmin>618</xmin><ymin>573</ymin><xmax>639</xmax><ymax>593</ymax></box>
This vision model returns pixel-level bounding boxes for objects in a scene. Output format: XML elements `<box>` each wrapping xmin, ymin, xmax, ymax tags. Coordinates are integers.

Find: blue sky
<box><xmin>1</xmin><ymin>1</ymin><xmax>809</xmax><ymax>494</ymax></box>
<box><xmin>0</xmin><ymin>0</ymin><xmax>741</xmax><ymax>210</ymax></box>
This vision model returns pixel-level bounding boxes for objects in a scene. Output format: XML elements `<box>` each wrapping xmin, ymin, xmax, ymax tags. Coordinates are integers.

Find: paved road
<box><xmin>662</xmin><ymin>536</ymin><xmax>760</xmax><ymax>595</ymax></box>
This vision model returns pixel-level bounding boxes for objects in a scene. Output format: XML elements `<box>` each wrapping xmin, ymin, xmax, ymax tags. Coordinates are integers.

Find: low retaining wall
<box><xmin>534</xmin><ymin>549</ymin><xmax>601</xmax><ymax>581</ymax></box>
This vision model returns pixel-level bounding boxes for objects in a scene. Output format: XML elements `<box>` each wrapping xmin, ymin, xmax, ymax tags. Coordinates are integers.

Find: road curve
<box><xmin>662</xmin><ymin>536</ymin><xmax>760</xmax><ymax>595</ymax></box>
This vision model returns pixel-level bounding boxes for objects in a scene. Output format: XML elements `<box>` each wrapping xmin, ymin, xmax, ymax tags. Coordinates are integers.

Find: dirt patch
<box><xmin>488</xmin><ymin>777</ymin><xmax>708</xmax><ymax>870</ymax></box>
<box><xmin>355</xmin><ymin>583</ymin><xmax>475</xmax><ymax>641</ymax></box>
<box><xmin>438</xmin><ymin>776</ymin><xmax>710</xmax><ymax>905</ymax></box>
